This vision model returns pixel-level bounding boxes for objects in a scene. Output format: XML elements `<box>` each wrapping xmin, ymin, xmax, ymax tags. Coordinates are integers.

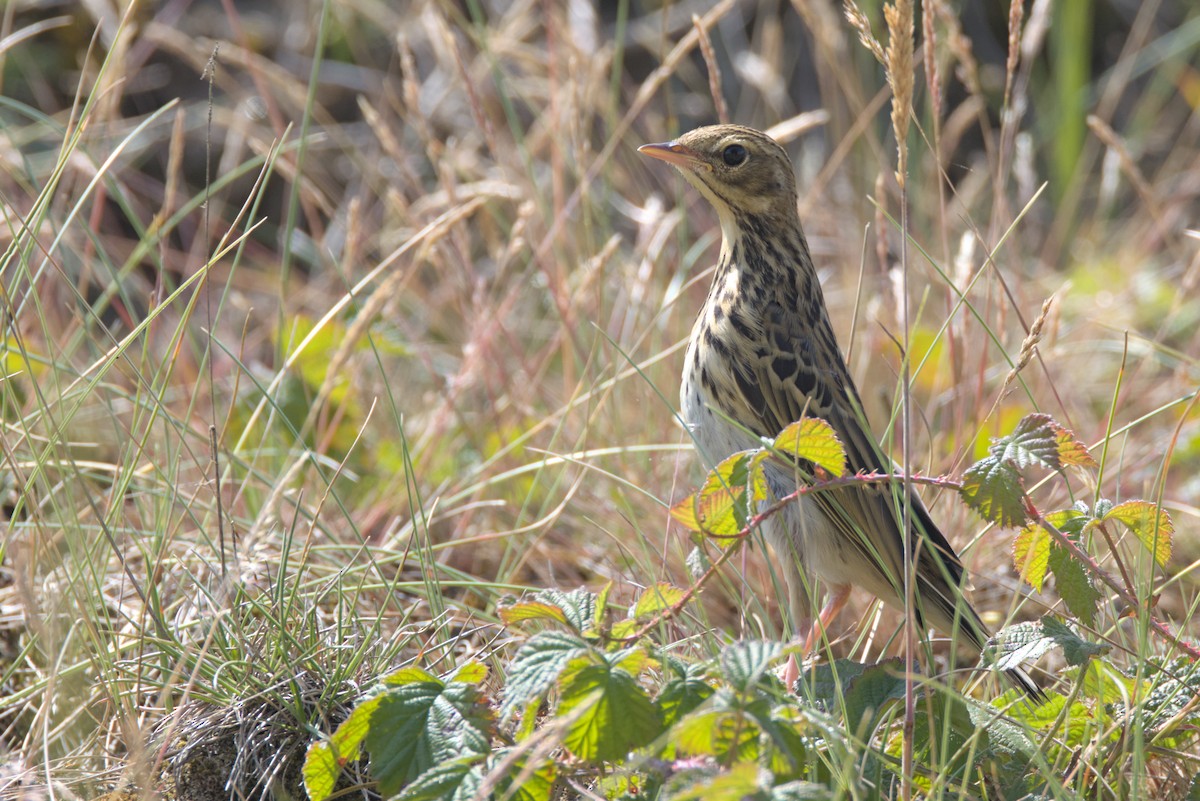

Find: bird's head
<box><xmin>638</xmin><ymin>124</ymin><xmax>799</xmax><ymax>235</ymax></box>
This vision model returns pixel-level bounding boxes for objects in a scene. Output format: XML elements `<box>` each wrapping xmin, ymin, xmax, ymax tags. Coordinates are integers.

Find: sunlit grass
<box><xmin>1</xmin><ymin>0</ymin><xmax>1197</xmax><ymax>798</ymax></box>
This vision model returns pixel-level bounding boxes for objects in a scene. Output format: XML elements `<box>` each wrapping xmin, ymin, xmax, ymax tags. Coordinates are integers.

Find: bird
<box><xmin>639</xmin><ymin>124</ymin><xmax>1042</xmax><ymax>698</ymax></box>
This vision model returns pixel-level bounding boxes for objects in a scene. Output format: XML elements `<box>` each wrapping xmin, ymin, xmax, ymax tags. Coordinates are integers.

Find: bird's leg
<box><xmin>783</xmin><ymin>585</ymin><xmax>852</xmax><ymax>690</ymax></box>
<box><xmin>802</xmin><ymin>583</ymin><xmax>852</xmax><ymax>655</ymax></box>
<box><xmin>782</xmin><ymin>616</ymin><xmax>811</xmax><ymax>690</ymax></box>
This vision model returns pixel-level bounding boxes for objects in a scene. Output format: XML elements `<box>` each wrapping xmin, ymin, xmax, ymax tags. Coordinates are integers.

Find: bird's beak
<box><xmin>637</xmin><ymin>141</ymin><xmax>711</xmax><ymax>172</ymax></box>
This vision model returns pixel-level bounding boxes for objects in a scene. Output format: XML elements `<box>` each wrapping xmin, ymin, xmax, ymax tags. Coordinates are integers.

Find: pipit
<box><xmin>640</xmin><ymin>124</ymin><xmax>1041</xmax><ymax>698</ymax></box>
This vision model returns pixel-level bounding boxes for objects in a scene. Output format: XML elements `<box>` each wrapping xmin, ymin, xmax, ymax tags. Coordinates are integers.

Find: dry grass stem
<box><xmin>884</xmin><ymin>0</ymin><xmax>914</xmax><ymax>187</ymax></box>
<box><xmin>693</xmin><ymin>14</ymin><xmax>729</xmax><ymax>124</ymax></box>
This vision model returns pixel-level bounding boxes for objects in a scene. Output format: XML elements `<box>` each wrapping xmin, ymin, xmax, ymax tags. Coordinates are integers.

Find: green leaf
<box><xmin>885</xmin><ymin>693</ymin><xmax>981</xmax><ymax>792</ymax></box>
<box><xmin>631</xmin><ymin>582</ymin><xmax>687</xmax><ymax>619</ymax></box>
<box><xmin>988</xmin><ymin>413</ymin><xmax>1070</xmax><ymax>470</ymax></box>
<box><xmin>1012</xmin><ymin>523</ymin><xmax>1052</xmax><ymax>592</ymax></box>
<box><xmin>839</xmin><ymin>659</ymin><xmax>908</xmax><ymax>735</ymax></box>
<box><xmin>611</xmin><ymin>645</ymin><xmax>657</xmax><ymax>675</ymax></box>
<box><xmin>1047</xmin><ymin>545</ymin><xmax>1101</xmax><ymax>626</ymax></box>
<box><xmin>447</xmin><ymin>660</ymin><xmax>487</xmax><ymax>685</ymax></box>
<box><xmin>960</xmin><ymin>456</ymin><xmax>1027</xmax><ymax>527</ymax></box>
<box><xmin>500</xmin><ymin>630</ymin><xmax>591</xmax><ymax>720</ymax></box>
<box><xmin>302</xmin><ymin>741</ymin><xmax>339</xmax><ymax>801</ymax></box>
<box><xmin>533</xmin><ymin>587</ymin><xmax>597</xmax><ymax>631</ymax></box>
<box><xmin>594</xmin><ymin>581</ymin><xmax>612</xmax><ymax>631</ymax></box>
<box><xmin>988</xmin><ymin>618</ymin><xmax>1108</xmax><ymax>672</ymax></box>
<box><xmin>977</xmin><ymin>413</ymin><xmax>1095</xmax><ymax>479</ymax></box>
<box><xmin>670</xmin><ymin>450</ymin><xmax>769</xmax><ymax>538</ymax></box>
<box><xmin>719</xmin><ymin>640</ymin><xmax>783</xmax><ymax>692</ymax></box>
<box><xmin>669</xmin><ymin>762</ymin><xmax>760</xmax><ymax>801</ymax></box>
<box><xmin>1041</xmin><ymin>616</ymin><xmax>1109</xmax><ymax>666</ymax></box>
<box><xmin>557</xmin><ymin>653</ymin><xmax>662</xmax><ymax>761</ymax></box>
<box><xmin>363</xmin><ymin>670</ymin><xmax>493</xmax><ymax>797</ymax></box>
<box><xmin>659</xmin><ymin>657</ymin><xmax>715</xmax><ymax>726</ymax></box>
<box><xmin>394</xmin><ymin>756</ymin><xmax>484</xmax><ymax>801</ymax></box>
<box><xmin>987</xmin><ymin>621</ymin><xmax>1054</xmax><ymax>670</ymax></box>
<box><xmin>802</xmin><ymin>658</ymin><xmax>868</xmax><ymax>710</ymax></box>
<box><xmin>1013</xmin><ymin>508</ymin><xmax>1089</xmax><ymax>593</ymax></box>
<box><xmin>673</xmin><ymin>703</ymin><xmax>761</xmax><ymax>762</ymax></box>
<box><xmin>759</xmin><ymin>708</ymin><xmax>810</xmax><ymax>782</ymax></box>
<box><xmin>770</xmin><ymin>417</ymin><xmax>847</xmax><ymax>477</ymax></box>
<box><xmin>1100</xmin><ymin>500</ymin><xmax>1173</xmax><ymax>566</ymax></box>
<box><xmin>382</xmin><ymin>665</ymin><xmax>441</xmax><ymax>685</ymax></box>
<box><xmin>498</xmin><ymin>600</ymin><xmax>570</xmax><ymax>627</ymax></box>
<box><xmin>494</xmin><ymin>752</ymin><xmax>557</xmax><ymax>801</ymax></box>
<box><xmin>303</xmin><ymin>694</ymin><xmax>382</xmax><ymax>801</ymax></box>
<box><xmin>803</xmin><ymin>658</ymin><xmax>906</xmax><ymax>735</ymax></box>
<box><xmin>1135</xmin><ymin>657</ymin><xmax>1200</xmax><ymax>743</ymax></box>
<box><xmin>988</xmin><ymin>413</ymin><xmax>1060</xmax><ymax>469</ymax></box>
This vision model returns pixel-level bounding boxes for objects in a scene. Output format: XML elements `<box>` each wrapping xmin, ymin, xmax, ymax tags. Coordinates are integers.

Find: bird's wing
<box><xmin>731</xmin><ymin>301</ymin><xmax>968</xmax><ymax>596</ymax></box>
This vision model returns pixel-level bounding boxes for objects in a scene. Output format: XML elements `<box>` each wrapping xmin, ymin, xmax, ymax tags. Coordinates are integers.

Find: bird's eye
<box><xmin>722</xmin><ymin>144</ymin><xmax>747</xmax><ymax>166</ymax></box>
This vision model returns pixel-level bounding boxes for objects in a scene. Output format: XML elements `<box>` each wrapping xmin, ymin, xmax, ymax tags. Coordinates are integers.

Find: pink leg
<box><xmin>802</xmin><ymin>583</ymin><xmax>852</xmax><ymax>654</ymax></box>
<box><xmin>784</xmin><ymin>584</ymin><xmax>852</xmax><ymax>691</ymax></box>
<box><xmin>782</xmin><ymin>654</ymin><xmax>800</xmax><ymax>690</ymax></box>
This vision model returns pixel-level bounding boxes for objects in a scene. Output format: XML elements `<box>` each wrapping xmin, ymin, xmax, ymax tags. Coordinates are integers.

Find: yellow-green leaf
<box><xmin>671</xmin><ymin>451</ymin><xmax>769</xmax><ymax>538</ymax></box>
<box><xmin>303</xmin><ymin>694</ymin><xmax>381</xmax><ymax>801</ymax></box>
<box><xmin>631</xmin><ymin>583</ymin><xmax>686</xmax><ymax>619</ymax></box>
<box><xmin>612</xmin><ymin>647</ymin><xmax>658</xmax><ymax>676</ymax></box>
<box><xmin>670</xmin><ymin>762</ymin><xmax>760</xmax><ymax>801</ymax></box>
<box><xmin>499</xmin><ymin>601</ymin><xmax>570</xmax><ymax>627</ymax></box>
<box><xmin>448</xmin><ymin>661</ymin><xmax>488</xmax><ymax>685</ymax></box>
<box><xmin>382</xmin><ymin>666</ymin><xmax>440</xmax><ymax>685</ymax></box>
<box><xmin>593</xmin><ymin>581</ymin><xmax>612</xmax><ymax>631</ymax></box>
<box><xmin>1103</xmin><ymin>500</ymin><xmax>1173</xmax><ymax>566</ymax></box>
<box><xmin>771</xmin><ymin>417</ymin><xmax>847</xmax><ymax>477</ymax></box>
<box><xmin>669</xmin><ymin>491</ymin><xmax>704</xmax><ymax>532</ymax></box>
<box><xmin>609</xmin><ymin>619</ymin><xmax>640</xmax><ymax>639</ymax></box>
<box><xmin>557</xmin><ymin>657</ymin><xmax>661</xmax><ymax>761</ymax></box>
<box><xmin>1055</xmin><ymin>427</ymin><xmax>1098</xmax><ymax>467</ymax></box>
<box><xmin>1013</xmin><ymin>523</ymin><xmax>1052</xmax><ymax>592</ymax></box>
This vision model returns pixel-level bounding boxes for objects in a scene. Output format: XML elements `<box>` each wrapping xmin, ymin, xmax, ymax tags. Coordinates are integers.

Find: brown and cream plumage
<box><xmin>640</xmin><ymin>124</ymin><xmax>1040</xmax><ymax>697</ymax></box>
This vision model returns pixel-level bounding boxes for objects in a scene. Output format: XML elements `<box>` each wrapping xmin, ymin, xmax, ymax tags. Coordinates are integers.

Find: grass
<box><xmin>1</xmin><ymin>1</ymin><xmax>1198</xmax><ymax>799</ymax></box>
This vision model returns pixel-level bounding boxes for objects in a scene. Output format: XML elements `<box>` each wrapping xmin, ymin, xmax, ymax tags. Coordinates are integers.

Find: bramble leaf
<box><xmin>659</xmin><ymin>657</ymin><xmax>714</xmax><ymax>726</ymax></box>
<box><xmin>630</xmin><ymin>582</ymin><xmax>686</xmax><ymax>620</ymax></box>
<box><xmin>1054</xmin><ymin>426</ymin><xmax>1098</xmax><ymax>467</ymax></box>
<box><xmin>1100</xmin><ymin>500</ymin><xmax>1173</xmax><ymax>567</ymax></box>
<box><xmin>494</xmin><ymin>752</ymin><xmax>557</xmax><ymax>801</ymax></box>
<box><xmin>669</xmin><ymin>761</ymin><xmax>760</xmax><ymax>801</ymax></box>
<box><xmin>303</xmin><ymin>694</ymin><xmax>381</xmax><ymax>801</ymax></box>
<box><xmin>557</xmin><ymin>652</ymin><xmax>662</xmax><ymax>761</ymax></box>
<box><xmin>960</xmin><ymin>456</ymin><xmax>1026</xmax><ymax>527</ymax></box>
<box><xmin>1048</xmin><ymin>545</ymin><xmax>1101</xmax><ymax>627</ymax></box>
<box><xmin>670</xmin><ymin>450</ymin><xmax>770</xmax><ymax>538</ymax></box>
<box><xmin>988</xmin><ymin>413</ymin><xmax>1093</xmax><ymax>471</ymax></box>
<box><xmin>394</xmin><ymin>755</ymin><xmax>483</xmax><ymax>801</ymax></box>
<box><xmin>363</xmin><ymin>668</ymin><xmax>493</xmax><ymax>797</ymax></box>
<box><xmin>719</xmin><ymin>639</ymin><xmax>784</xmax><ymax>692</ymax></box>
<box><xmin>987</xmin><ymin>413</ymin><xmax>1061</xmax><ymax>470</ymax></box>
<box><xmin>1014</xmin><ymin>509</ymin><xmax>1087</xmax><ymax>592</ymax></box>
<box><xmin>1040</xmin><ymin>617</ymin><xmax>1110</xmax><ymax>666</ymax></box>
<box><xmin>673</xmin><ymin>705</ymin><xmax>761</xmax><ymax>762</ymax></box>
<box><xmin>1012</xmin><ymin>524</ymin><xmax>1052</xmax><ymax>592</ymax></box>
<box><xmin>770</xmin><ymin>417</ymin><xmax>847</xmax><ymax>477</ymax></box>
<box><xmin>500</xmin><ymin>631</ymin><xmax>591</xmax><ymax>721</ymax></box>
<box><xmin>989</xmin><ymin>618</ymin><xmax>1108</xmax><ymax>671</ymax></box>
<box><xmin>499</xmin><ymin>600</ymin><xmax>570</xmax><ymax>627</ymax></box>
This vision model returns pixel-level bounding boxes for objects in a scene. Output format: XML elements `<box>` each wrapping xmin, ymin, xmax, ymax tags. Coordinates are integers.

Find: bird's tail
<box><xmin>1003</xmin><ymin>666</ymin><xmax>1046</xmax><ymax>703</ymax></box>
